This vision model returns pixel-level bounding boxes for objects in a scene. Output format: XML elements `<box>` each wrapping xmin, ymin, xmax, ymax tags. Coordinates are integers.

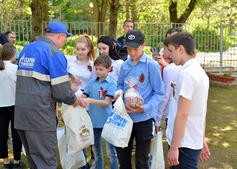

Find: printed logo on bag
<box><xmin>79</xmin><ymin>125</ymin><xmax>90</xmax><ymax>142</ymax></box>
<box><xmin>98</xmin><ymin>87</ymin><xmax>106</xmax><ymax>98</ymax></box>
<box><xmin>128</xmin><ymin>34</ymin><xmax>135</xmax><ymax>40</ymax></box>
<box><xmin>148</xmin><ymin>155</ymin><xmax>153</xmax><ymax>166</ymax></box>
<box><xmin>105</xmin><ymin>111</ymin><xmax>128</xmax><ymax>129</ymax></box>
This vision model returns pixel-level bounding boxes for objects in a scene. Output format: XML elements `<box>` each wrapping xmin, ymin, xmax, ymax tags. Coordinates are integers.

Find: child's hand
<box><xmin>73</xmin><ymin>95</ymin><xmax>82</xmax><ymax>107</ymax></box>
<box><xmin>157</xmin><ymin>56</ymin><xmax>168</xmax><ymax>67</ymax></box>
<box><xmin>126</xmin><ymin>104</ymin><xmax>144</xmax><ymax>113</ymax></box>
<box><xmin>155</xmin><ymin>126</ymin><xmax>161</xmax><ymax>134</ymax></box>
<box><xmin>113</xmin><ymin>94</ymin><xmax>119</xmax><ymax>101</ymax></box>
<box><xmin>199</xmin><ymin>140</ymin><xmax>211</xmax><ymax>162</ymax></box>
<box><xmin>74</xmin><ymin>76</ymin><xmax>82</xmax><ymax>86</ymax></box>
<box><xmin>152</xmin><ymin>52</ymin><xmax>159</xmax><ymax>61</ymax></box>
<box><xmin>114</xmin><ymin>89</ymin><xmax>124</xmax><ymax>101</ymax></box>
<box><xmin>80</xmin><ymin>98</ymin><xmax>90</xmax><ymax>108</ymax></box>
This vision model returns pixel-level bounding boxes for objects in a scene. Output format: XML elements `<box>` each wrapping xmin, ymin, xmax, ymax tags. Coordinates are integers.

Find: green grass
<box><xmin>1</xmin><ymin>83</ymin><xmax>237</xmax><ymax>169</ymax></box>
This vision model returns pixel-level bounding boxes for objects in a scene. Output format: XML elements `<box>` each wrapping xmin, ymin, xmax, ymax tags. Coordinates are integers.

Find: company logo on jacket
<box><xmin>19</xmin><ymin>53</ymin><xmax>35</xmax><ymax>69</ymax></box>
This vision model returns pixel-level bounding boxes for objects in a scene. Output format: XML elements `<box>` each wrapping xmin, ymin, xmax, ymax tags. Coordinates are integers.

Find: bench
<box><xmin>207</xmin><ymin>73</ymin><xmax>235</xmax><ymax>87</ymax></box>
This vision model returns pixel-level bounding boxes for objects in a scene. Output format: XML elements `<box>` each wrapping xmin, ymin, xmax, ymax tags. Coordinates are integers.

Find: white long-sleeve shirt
<box><xmin>155</xmin><ymin>63</ymin><xmax>180</xmax><ymax>126</ymax></box>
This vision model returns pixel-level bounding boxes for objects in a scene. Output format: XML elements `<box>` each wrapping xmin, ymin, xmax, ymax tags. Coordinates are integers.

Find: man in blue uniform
<box><xmin>14</xmin><ymin>22</ymin><xmax>82</xmax><ymax>169</ymax></box>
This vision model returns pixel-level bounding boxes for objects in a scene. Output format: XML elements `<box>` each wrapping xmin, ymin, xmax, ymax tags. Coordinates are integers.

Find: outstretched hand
<box><xmin>79</xmin><ymin>98</ymin><xmax>90</xmax><ymax>108</ymax></box>
<box><xmin>73</xmin><ymin>95</ymin><xmax>82</xmax><ymax>107</ymax></box>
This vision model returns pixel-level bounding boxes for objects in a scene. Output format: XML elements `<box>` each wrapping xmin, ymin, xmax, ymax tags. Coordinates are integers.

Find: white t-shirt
<box><xmin>155</xmin><ymin>63</ymin><xmax>181</xmax><ymax>126</ymax></box>
<box><xmin>66</xmin><ymin>56</ymin><xmax>96</xmax><ymax>90</ymax></box>
<box><xmin>108</xmin><ymin>59</ymin><xmax>123</xmax><ymax>83</ymax></box>
<box><xmin>0</xmin><ymin>61</ymin><xmax>17</xmax><ymax>107</ymax></box>
<box><xmin>166</xmin><ymin>58</ymin><xmax>209</xmax><ymax>150</ymax></box>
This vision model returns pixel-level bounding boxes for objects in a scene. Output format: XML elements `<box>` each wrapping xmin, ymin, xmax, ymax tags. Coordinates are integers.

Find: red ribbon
<box><xmin>133</xmin><ymin>85</ymin><xmax>138</xmax><ymax>88</ymax></box>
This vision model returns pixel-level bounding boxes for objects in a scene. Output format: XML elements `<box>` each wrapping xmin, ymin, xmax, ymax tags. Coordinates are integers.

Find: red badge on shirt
<box><xmin>98</xmin><ymin>87</ymin><xmax>106</xmax><ymax>98</ymax></box>
<box><xmin>139</xmin><ymin>74</ymin><xmax>145</xmax><ymax>83</ymax></box>
<box><xmin>171</xmin><ymin>83</ymin><xmax>175</xmax><ymax>97</ymax></box>
<box><xmin>88</xmin><ymin>65</ymin><xmax>92</xmax><ymax>72</ymax></box>
<box><xmin>109</xmin><ymin>66</ymin><xmax>113</xmax><ymax>72</ymax></box>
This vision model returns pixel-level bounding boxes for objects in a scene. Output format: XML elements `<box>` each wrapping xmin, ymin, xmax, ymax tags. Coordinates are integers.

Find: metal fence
<box><xmin>1</xmin><ymin>19</ymin><xmax>237</xmax><ymax>75</ymax></box>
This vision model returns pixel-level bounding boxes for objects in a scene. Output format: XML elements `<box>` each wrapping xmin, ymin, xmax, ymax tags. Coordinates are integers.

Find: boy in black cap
<box><xmin>114</xmin><ymin>29</ymin><xmax>164</xmax><ymax>169</ymax></box>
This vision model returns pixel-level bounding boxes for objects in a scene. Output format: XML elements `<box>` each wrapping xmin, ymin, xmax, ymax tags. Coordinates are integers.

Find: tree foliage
<box><xmin>0</xmin><ymin>0</ymin><xmax>24</xmax><ymax>32</ymax></box>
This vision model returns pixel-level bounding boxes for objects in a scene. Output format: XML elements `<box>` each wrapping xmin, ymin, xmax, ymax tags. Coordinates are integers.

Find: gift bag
<box><xmin>124</xmin><ymin>76</ymin><xmax>143</xmax><ymax>109</ymax></box>
<box><xmin>61</xmin><ymin>105</ymin><xmax>94</xmax><ymax>155</ymax></box>
<box><xmin>149</xmin><ymin>130</ymin><xmax>165</xmax><ymax>169</ymax></box>
<box><xmin>57</xmin><ymin>127</ymin><xmax>86</xmax><ymax>169</ymax></box>
<box><xmin>102</xmin><ymin>90</ymin><xmax>133</xmax><ymax>148</ymax></box>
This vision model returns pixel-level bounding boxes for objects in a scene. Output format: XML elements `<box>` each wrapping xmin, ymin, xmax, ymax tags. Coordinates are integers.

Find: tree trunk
<box><xmin>109</xmin><ymin>0</ymin><xmax>120</xmax><ymax>38</ymax></box>
<box><xmin>93</xmin><ymin>0</ymin><xmax>108</xmax><ymax>39</ymax></box>
<box><xmin>169</xmin><ymin>0</ymin><xmax>197</xmax><ymax>25</ymax></box>
<box><xmin>41</xmin><ymin>0</ymin><xmax>49</xmax><ymax>22</ymax></box>
<box><xmin>126</xmin><ymin>2</ymin><xmax>130</xmax><ymax>19</ymax></box>
<box><xmin>131</xmin><ymin>0</ymin><xmax>137</xmax><ymax>22</ymax></box>
<box><xmin>30</xmin><ymin>0</ymin><xmax>49</xmax><ymax>41</ymax></box>
<box><xmin>169</xmin><ymin>1</ymin><xmax>178</xmax><ymax>23</ymax></box>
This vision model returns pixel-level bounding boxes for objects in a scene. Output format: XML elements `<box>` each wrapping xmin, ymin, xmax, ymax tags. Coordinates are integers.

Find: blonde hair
<box><xmin>75</xmin><ymin>34</ymin><xmax>96</xmax><ymax>61</ymax></box>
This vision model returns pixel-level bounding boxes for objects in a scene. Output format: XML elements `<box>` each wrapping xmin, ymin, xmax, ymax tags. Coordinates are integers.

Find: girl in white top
<box><xmin>66</xmin><ymin>35</ymin><xmax>96</xmax><ymax>168</ymax></box>
<box><xmin>97</xmin><ymin>36</ymin><xmax>124</xmax><ymax>84</ymax></box>
<box><xmin>67</xmin><ymin>34</ymin><xmax>96</xmax><ymax>90</ymax></box>
<box><xmin>0</xmin><ymin>43</ymin><xmax>25</xmax><ymax>168</ymax></box>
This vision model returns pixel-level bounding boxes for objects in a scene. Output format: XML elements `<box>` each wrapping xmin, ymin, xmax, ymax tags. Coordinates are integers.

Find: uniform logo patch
<box><xmin>19</xmin><ymin>53</ymin><xmax>35</xmax><ymax>69</ymax></box>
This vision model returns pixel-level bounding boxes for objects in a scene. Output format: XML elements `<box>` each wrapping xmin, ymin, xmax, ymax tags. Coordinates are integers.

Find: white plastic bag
<box><xmin>149</xmin><ymin>130</ymin><xmax>165</xmax><ymax>169</ymax></box>
<box><xmin>57</xmin><ymin>127</ymin><xmax>86</xmax><ymax>169</ymax></box>
<box><xmin>61</xmin><ymin>105</ymin><xmax>94</xmax><ymax>155</ymax></box>
<box><xmin>102</xmin><ymin>90</ymin><xmax>133</xmax><ymax>148</ymax></box>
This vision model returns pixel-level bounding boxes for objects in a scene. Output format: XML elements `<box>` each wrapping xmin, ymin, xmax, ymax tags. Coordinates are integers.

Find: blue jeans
<box><xmin>170</xmin><ymin>147</ymin><xmax>202</xmax><ymax>169</ymax></box>
<box><xmin>92</xmin><ymin>128</ymin><xmax>118</xmax><ymax>169</ymax></box>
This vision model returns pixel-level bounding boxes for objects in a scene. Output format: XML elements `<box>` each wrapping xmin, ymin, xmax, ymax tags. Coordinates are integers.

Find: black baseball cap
<box><xmin>125</xmin><ymin>29</ymin><xmax>145</xmax><ymax>49</ymax></box>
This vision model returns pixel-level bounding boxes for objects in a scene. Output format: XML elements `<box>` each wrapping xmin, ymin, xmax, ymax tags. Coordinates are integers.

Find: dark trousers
<box><xmin>18</xmin><ymin>130</ymin><xmax>57</xmax><ymax>169</ymax></box>
<box><xmin>116</xmin><ymin>119</ymin><xmax>153</xmax><ymax>169</ymax></box>
<box><xmin>169</xmin><ymin>147</ymin><xmax>202</xmax><ymax>169</ymax></box>
<box><xmin>0</xmin><ymin>106</ymin><xmax>22</xmax><ymax>160</ymax></box>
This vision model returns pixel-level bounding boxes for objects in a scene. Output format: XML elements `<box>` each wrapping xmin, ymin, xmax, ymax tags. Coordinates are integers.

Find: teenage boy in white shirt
<box><xmin>164</xmin><ymin>32</ymin><xmax>210</xmax><ymax>169</ymax></box>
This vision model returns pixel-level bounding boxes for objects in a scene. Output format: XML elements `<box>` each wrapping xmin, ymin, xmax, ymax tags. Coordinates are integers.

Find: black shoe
<box><xmin>3</xmin><ymin>161</ymin><xmax>13</xmax><ymax>169</ymax></box>
<box><xmin>12</xmin><ymin>161</ymin><xmax>26</xmax><ymax>169</ymax></box>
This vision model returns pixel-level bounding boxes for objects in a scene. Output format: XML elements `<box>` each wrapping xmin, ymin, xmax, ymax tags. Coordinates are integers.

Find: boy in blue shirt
<box><xmin>80</xmin><ymin>55</ymin><xmax>118</xmax><ymax>169</ymax></box>
<box><xmin>114</xmin><ymin>29</ymin><xmax>165</xmax><ymax>169</ymax></box>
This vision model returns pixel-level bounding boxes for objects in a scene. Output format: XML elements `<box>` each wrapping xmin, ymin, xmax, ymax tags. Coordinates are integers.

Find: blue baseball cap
<box><xmin>44</xmin><ymin>22</ymin><xmax>73</xmax><ymax>37</ymax></box>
